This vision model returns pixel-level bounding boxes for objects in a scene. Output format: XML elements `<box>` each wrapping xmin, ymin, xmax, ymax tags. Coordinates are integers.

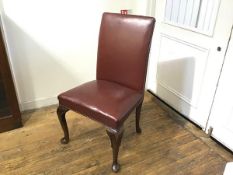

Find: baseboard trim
<box><xmin>20</xmin><ymin>96</ymin><xmax>58</xmax><ymax>111</ymax></box>
<box><xmin>147</xmin><ymin>89</ymin><xmax>202</xmax><ymax>130</ymax></box>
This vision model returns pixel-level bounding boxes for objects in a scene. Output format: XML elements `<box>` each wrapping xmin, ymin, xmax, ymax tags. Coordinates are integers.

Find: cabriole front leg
<box><xmin>57</xmin><ymin>105</ymin><xmax>69</xmax><ymax>144</ymax></box>
<box><xmin>106</xmin><ymin>127</ymin><xmax>124</xmax><ymax>173</ymax></box>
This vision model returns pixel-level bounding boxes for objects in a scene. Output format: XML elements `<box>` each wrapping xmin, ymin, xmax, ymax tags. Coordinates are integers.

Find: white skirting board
<box><xmin>19</xmin><ymin>97</ymin><xmax>58</xmax><ymax>111</ymax></box>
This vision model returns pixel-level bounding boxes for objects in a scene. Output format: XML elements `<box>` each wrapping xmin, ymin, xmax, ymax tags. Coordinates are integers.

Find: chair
<box><xmin>57</xmin><ymin>12</ymin><xmax>155</xmax><ymax>172</ymax></box>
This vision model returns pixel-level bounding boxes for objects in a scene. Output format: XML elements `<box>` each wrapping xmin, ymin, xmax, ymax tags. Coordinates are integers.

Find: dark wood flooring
<box><xmin>0</xmin><ymin>92</ymin><xmax>232</xmax><ymax>174</ymax></box>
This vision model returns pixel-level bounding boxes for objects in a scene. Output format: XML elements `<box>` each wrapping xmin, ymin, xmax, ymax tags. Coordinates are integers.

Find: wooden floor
<box><xmin>0</xmin><ymin>92</ymin><xmax>232</xmax><ymax>175</ymax></box>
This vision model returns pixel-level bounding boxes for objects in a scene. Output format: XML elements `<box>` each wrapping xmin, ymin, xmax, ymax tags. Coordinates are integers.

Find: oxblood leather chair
<box><xmin>57</xmin><ymin>13</ymin><xmax>155</xmax><ymax>173</ymax></box>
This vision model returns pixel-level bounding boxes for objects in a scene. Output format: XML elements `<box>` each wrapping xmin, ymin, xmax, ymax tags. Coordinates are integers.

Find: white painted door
<box><xmin>147</xmin><ymin>0</ymin><xmax>233</xmax><ymax>128</ymax></box>
<box><xmin>206</xmin><ymin>27</ymin><xmax>233</xmax><ymax>151</ymax></box>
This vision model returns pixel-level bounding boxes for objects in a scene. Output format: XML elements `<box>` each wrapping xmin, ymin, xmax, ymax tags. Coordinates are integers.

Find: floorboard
<box><xmin>0</xmin><ymin>92</ymin><xmax>232</xmax><ymax>175</ymax></box>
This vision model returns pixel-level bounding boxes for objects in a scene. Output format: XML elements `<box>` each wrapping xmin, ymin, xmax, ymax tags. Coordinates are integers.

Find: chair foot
<box><xmin>136</xmin><ymin>102</ymin><xmax>143</xmax><ymax>134</ymax></box>
<box><xmin>57</xmin><ymin>105</ymin><xmax>69</xmax><ymax>144</ymax></box>
<box><xmin>106</xmin><ymin>127</ymin><xmax>124</xmax><ymax>173</ymax></box>
<box><xmin>112</xmin><ymin>163</ymin><xmax>120</xmax><ymax>173</ymax></box>
<box><xmin>136</xmin><ymin>127</ymin><xmax>142</xmax><ymax>134</ymax></box>
<box><xmin>60</xmin><ymin>137</ymin><xmax>69</xmax><ymax>144</ymax></box>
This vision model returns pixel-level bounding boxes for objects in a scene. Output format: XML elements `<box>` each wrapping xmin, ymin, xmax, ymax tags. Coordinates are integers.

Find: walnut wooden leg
<box><xmin>106</xmin><ymin>127</ymin><xmax>124</xmax><ymax>173</ymax></box>
<box><xmin>57</xmin><ymin>105</ymin><xmax>69</xmax><ymax>144</ymax></box>
<box><xmin>136</xmin><ymin>102</ymin><xmax>143</xmax><ymax>134</ymax></box>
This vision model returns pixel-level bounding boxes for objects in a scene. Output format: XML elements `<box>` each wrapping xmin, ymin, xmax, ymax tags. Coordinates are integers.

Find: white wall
<box><xmin>0</xmin><ymin>1</ymin><xmax>2</xmax><ymax>13</ymax></box>
<box><xmin>1</xmin><ymin>0</ymin><xmax>149</xmax><ymax>111</ymax></box>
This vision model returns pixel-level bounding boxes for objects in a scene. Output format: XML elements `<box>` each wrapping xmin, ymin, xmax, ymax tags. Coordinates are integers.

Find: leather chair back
<box><xmin>97</xmin><ymin>13</ymin><xmax>155</xmax><ymax>92</ymax></box>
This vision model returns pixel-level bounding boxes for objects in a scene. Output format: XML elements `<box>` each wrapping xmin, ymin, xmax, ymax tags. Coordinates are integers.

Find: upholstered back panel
<box><xmin>97</xmin><ymin>13</ymin><xmax>155</xmax><ymax>92</ymax></box>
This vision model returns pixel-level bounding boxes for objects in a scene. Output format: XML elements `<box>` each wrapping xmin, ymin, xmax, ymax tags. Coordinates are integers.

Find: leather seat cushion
<box><xmin>58</xmin><ymin>80</ymin><xmax>143</xmax><ymax>129</ymax></box>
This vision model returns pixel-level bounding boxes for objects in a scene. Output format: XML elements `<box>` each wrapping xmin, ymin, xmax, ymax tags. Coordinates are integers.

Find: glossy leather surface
<box><xmin>58</xmin><ymin>13</ymin><xmax>155</xmax><ymax>129</ymax></box>
<box><xmin>97</xmin><ymin>13</ymin><xmax>155</xmax><ymax>92</ymax></box>
<box><xmin>58</xmin><ymin>80</ymin><xmax>143</xmax><ymax>129</ymax></box>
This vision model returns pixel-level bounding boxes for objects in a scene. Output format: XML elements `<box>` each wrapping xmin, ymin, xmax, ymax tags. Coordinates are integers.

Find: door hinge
<box><xmin>207</xmin><ymin>127</ymin><xmax>213</xmax><ymax>137</ymax></box>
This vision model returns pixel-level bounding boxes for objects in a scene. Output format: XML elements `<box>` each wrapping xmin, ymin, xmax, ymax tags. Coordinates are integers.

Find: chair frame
<box><xmin>57</xmin><ymin>101</ymin><xmax>143</xmax><ymax>172</ymax></box>
<box><xmin>56</xmin><ymin>12</ymin><xmax>155</xmax><ymax>173</ymax></box>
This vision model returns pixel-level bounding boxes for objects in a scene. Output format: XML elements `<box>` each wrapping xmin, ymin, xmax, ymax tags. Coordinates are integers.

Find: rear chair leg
<box><xmin>136</xmin><ymin>102</ymin><xmax>143</xmax><ymax>134</ymax></box>
<box><xmin>106</xmin><ymin>127</ymin><xmax>124</xmax><ymax>173</ymax></box>
<box><xmin>57</xmin><ymin>105</ymin><xmax>69</xmax><ymax>144</ymax></box>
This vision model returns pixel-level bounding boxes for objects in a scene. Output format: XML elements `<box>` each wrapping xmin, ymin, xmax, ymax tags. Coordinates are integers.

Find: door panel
<box><xmin>157</xmin><ymin>34</ymin><xmax>208</xmax><ymax>108</ymax></box>
<box><xmin>147</xmin><ymin>0</ymin><xmax>233</xmax><ymax>127</ymax></box>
